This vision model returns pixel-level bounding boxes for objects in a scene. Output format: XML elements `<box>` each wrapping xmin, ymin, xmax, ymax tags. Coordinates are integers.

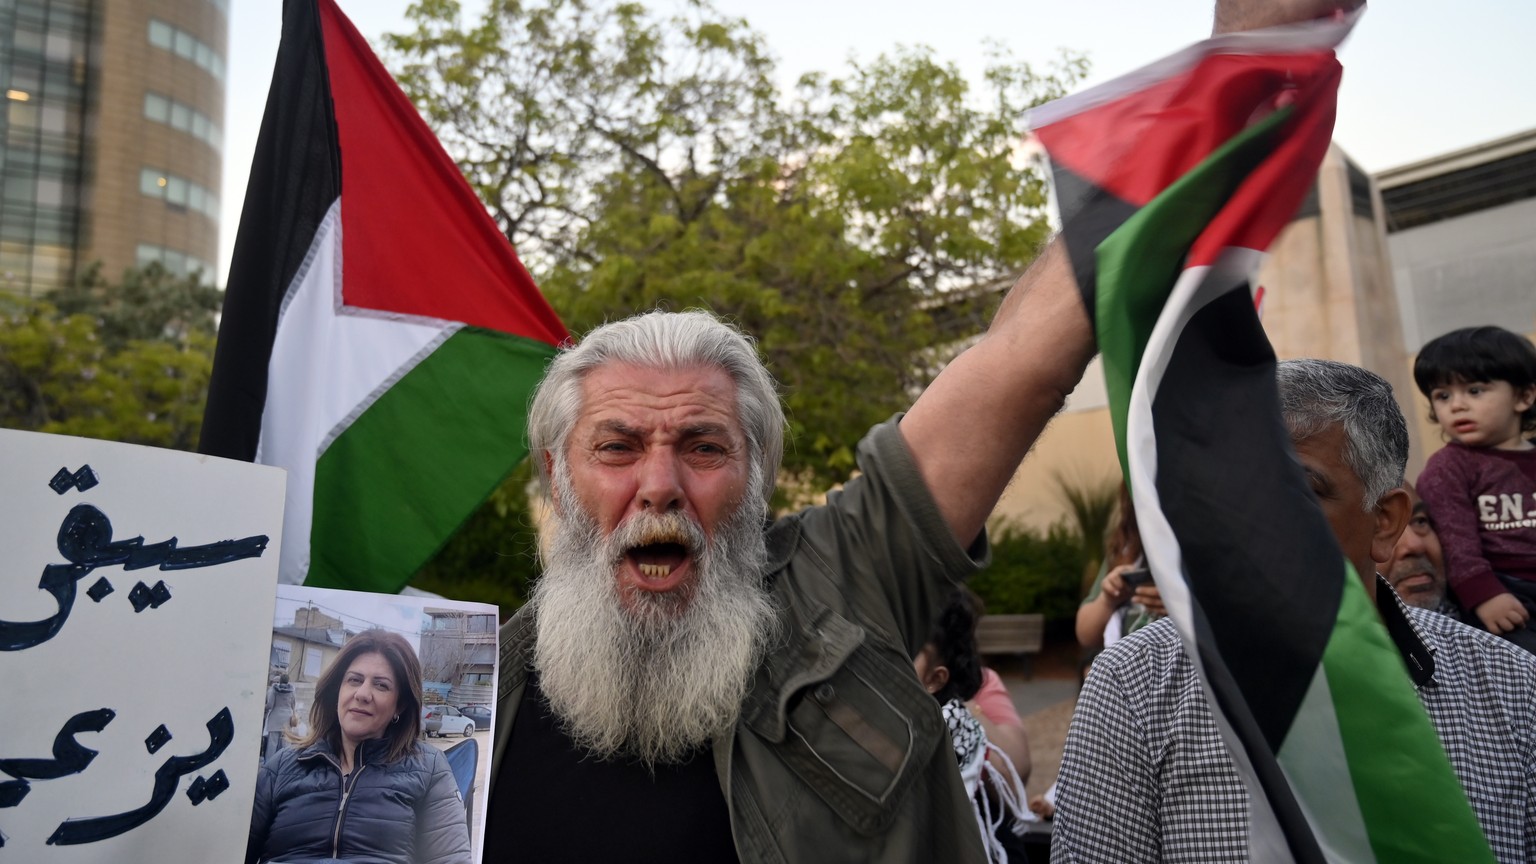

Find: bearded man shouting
<box><xmin>485</xmin><ymin>3</ymin><xmax>1359</xmax><ymax>851</ymax></box>
<box><xmin>485</xmin><ymin>301</ymin><xmax>1051</xmax><ymax>863</ymax></box>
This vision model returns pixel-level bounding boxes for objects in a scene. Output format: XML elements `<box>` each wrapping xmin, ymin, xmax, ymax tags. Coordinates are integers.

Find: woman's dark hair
<box><xmin>925</xmin><ymin>589</ymin><xmax>984</xmax><ymax>704</ymax></box>
<box><xmin>1105</xmin><ymin>483</ymin><xmax>1142</xmax><ymax>569</ymax></box>
<box><xmin>1413</xmin><ymin>326</ymin><xmax>1536</xmax><ymax>434</ymax></box>
<box><xmin>293</xmin><ymin>629</ymin><xmax>423</xmax><ymax>763</ymax></box>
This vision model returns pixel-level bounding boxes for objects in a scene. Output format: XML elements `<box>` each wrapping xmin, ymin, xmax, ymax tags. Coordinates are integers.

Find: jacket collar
<box><xmin>1375</xmin><ymin>574</ymin><xmax>1437</xmax><ymax>689</ymax></box>
<box><xmin>294</xmin><ymin>735</ymin><xmax>393</xmax><ymax>767</ymax></box>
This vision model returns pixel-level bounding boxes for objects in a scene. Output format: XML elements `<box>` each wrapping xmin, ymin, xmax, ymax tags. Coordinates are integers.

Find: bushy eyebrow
<box><xmin>592</xmin><ymin>420</ymin><xmax>643</xmax><ymax>438</ymax></box>
<box><xmin>1303</xmin><ymin>466</ymin><xmax>1332</xmax><ymax>496</ymax></box>
<box><xmin>681</xmin><ymin>422</ymin><xmax>734</xmax><ymax>439</ymax></box>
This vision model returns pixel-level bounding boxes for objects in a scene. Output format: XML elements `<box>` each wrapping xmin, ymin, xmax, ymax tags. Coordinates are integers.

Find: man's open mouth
<box><xmin>631</xmin><ymin>542</ymin><xmax>689</xmax><ymax>580</ymax></box>
<box><xmin>611</xmin><ymin>513</ymin><xmax>704</xmax><ymax>594</ymax></box>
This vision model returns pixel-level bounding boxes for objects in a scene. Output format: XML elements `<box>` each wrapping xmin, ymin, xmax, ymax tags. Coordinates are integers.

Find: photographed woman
<box><xmin>246</xmin><ymin>629</ymin><xmax>472</xmax><ymax>864</ymax></box>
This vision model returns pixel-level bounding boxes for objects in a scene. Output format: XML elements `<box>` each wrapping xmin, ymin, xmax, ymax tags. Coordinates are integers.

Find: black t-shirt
<box><xmin>485</xmin><ymin>674</ymin><xmax>739</xmax><ymax>863</ymax></box>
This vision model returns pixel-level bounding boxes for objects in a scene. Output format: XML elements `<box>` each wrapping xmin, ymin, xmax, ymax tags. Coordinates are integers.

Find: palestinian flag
<box><xmin>1029</xmin><ymin>14</ymin><xmax>1494</xmax><ymax>863</ymax></box>
<box><xmin>199</xmin><ymin>0</ymin><xmax>567</xmax><ymax>591</ymax></box>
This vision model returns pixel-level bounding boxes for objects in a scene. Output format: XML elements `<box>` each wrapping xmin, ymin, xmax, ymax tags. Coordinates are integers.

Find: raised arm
<box><xmin>901</xmin><ymin>239</ymin><xmax>1094</xmax><ymax>547</ymax></box>
<box><xmin>1212</xmin><ymin>0</ymin><xmax>1363</xmax><ymax>35</ymax></box>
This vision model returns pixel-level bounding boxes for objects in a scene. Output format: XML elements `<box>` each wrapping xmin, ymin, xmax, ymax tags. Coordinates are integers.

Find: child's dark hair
<box><xmin>1413</xmin><ymin>326</ymin><xmax>1536</xmax><ymax>434</ymax></box>
<box><xmin>925</xmin><ymin>589</ymin><xmax>985</xmax><ymax>703</ymax></box>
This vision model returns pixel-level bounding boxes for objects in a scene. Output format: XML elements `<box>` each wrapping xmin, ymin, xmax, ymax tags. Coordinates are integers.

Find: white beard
<box><xmin>529</xmin><ymin>469</ymin><xmax>778</xmax><ymax>767</ymax></box>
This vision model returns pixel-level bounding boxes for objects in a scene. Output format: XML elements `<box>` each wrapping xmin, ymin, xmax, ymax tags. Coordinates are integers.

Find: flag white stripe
<box><xmin>257</xmin><ymin>199</ymin><xmax>454</xmax><ymax>583</ymax></box>
<box><xmin>1278</xmin><ymin>664</ymin><xmax>1378</xmax><ymax>864</ymax></box>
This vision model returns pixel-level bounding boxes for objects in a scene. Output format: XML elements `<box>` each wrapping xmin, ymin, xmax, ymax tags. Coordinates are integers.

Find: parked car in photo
<box><xmin>421</xmin><ymin>704</ymin><xmax>444</xmax><ymax>737</ymax></box>
<box><xmin>459</xmin><ymin>704</ymin><xmax>492</xmax><ymax>731</ymax></box>
<box><xmin>431</xmin><ymin>704</ymin><xmax>475</xmax><ymax>738</ymax></box>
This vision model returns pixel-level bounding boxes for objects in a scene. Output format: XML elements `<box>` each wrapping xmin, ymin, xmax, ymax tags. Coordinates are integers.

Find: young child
<box><xmin>1413</xmin><ymin>325</ymin><xmax>1536</xmax><ymax>652</ymax></box>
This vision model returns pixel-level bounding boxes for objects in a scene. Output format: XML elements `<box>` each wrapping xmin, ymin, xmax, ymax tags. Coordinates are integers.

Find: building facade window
<box><xmin>138</xmin><ymin>167</ymin><xmax>220</xmax><ymax>222</ymax></box>
<box><xmin>1</xmin><ymin>0</ymin><xmax>92</xmax><ymax>295</ymax></box>
<box><xmin>145</xmin><ymin>19</ymin><xmax>225</xmax><ymax>82</ymax></box>
<box><xmin>143</xmin><ymin>92</ymin><xmax>222</xmax><ymax>151</ymax></box>
<box><xmin>135</xmin><ymin>243</ymin><xmax>214</xmax><ymax>285</ymax></box>
<box><xmin>270</xmin><ymin>639</ymin><xmax>292</xmax><ymax>670</ymax></box>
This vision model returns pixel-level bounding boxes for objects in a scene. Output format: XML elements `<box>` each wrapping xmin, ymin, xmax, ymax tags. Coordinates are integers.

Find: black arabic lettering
<box><xmin>0</xmin><ymin>503</ymin><xmax>269</xmax><ymax>652</ymax></box>
<box><xmin>0</xmin><ymin>708</ymin><xmax>114</xmax><ymax>812</ymax></box>
<box><xmin>0</xmin><ymin>708</ymin><xmax>115</xmax><ymax>781</ymax></box>
<box><xmin>55</xmin><ymin>504</ymin><xmax>270</xmax><ymax>572</ymax></box>
<box><xmin>0</xmin><ymin>564</ymin><xmax>93</xmax><ymax>653</ymax></box>
<box><xmin>46</xmin><ymin>706</ymin><xmax>233</xmax><ymax>846</ymax></box>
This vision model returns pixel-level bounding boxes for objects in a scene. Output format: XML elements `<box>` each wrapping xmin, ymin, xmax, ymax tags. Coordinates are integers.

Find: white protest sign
<box><xmin>0</xmin><ymin>429</ymin><xmax>284</xmax><ymax>860</ymax></box>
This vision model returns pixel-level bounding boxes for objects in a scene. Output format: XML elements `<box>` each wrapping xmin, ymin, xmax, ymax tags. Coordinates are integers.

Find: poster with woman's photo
<box><xmin>248</xmin><ymin>585</ymin><xmax>497</xmax><ymax>864</ymax></box>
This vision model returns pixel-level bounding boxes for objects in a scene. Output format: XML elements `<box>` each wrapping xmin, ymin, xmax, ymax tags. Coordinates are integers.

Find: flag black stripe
<box><xmin>199</xmin><ymin>0</ymin><xmax>341</xmax><ymax>461</ymax></box>
<box><xmin>1154</xmin><ymin>286</ymin><xmax>1343</xmax><ymax>741</ymax></box>
<box><xmin>1050</xmin><ymin>162</ymin><xmax>1139</xmax><ymax>329</ymax></box>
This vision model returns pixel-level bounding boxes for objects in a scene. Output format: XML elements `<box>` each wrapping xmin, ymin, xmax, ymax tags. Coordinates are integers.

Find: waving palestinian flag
<box><xmin>1029</xmin><ymin>13</ymin><xmax>1493</xmax><ymax>863</ymax></box>
<box><xmin>200</xmin><ymin>0</ymin><xmax>567</xmax><ymax>592</ymax></box>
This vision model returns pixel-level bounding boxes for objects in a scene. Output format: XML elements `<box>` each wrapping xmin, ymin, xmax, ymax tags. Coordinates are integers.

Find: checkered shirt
<box><xmin>1051</xmin><ymin>585</ymin><xmax>1536</xmax><ymax>863</ymax></box>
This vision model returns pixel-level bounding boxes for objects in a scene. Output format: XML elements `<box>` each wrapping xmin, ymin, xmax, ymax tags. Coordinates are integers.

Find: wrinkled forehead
<box><xmin>576</xmin><ymin>362</ymin><xmax>743</xmax><ymax>430</ymax></box>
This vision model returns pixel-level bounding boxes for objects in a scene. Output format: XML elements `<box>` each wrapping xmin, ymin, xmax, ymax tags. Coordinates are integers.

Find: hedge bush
<box><xmin>968</xmin><ymin>522</ymin><xmax>1088</xmax><ymax>620</ymax></box>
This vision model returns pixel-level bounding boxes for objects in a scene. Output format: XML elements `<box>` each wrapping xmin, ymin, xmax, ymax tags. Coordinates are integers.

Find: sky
<box><xmin>273</xmin><ymin>584</ymin><xmax>427</xmax><ymax>653</ymax></box>
<box><xmin>216</xmin><ymin>0</ymin><xmax>1536</xmax><ymax>281</ymax></box>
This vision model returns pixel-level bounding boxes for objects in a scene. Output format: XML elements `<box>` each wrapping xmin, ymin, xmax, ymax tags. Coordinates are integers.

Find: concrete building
<box><xmin>993</xmin><ymin>130</ymin><xmax>1536</xmax><ymax>534</ymax></box>
<box><xmin>1</xmin><ymin>0</ymin><xmax>226</xmax><ymax>296</ymax></box>
<box><xmin>269</xmin><ymin>606</ymin><xmax>349</xmax><ymax>685</ymax></box>
<box><xmin>420</xmin><ymin>608</ymin><xmax>498</xmax><ymax>706</ymax></box>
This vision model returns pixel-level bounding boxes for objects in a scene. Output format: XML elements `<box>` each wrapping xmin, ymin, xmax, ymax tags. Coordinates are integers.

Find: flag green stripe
<box><xmin>307</xmin><ymin>328</ymin><xmax>555</xmax><ymax>591</ymax></box>
<box><xmin>1093</xmin><ymin>106</ymin><xmax>1291</xmax><ymax>481</ymax></box>
<box><xmin>1318</xmin><ymin>567</ymin><xmax>1496</xmax><ymax>862</ymax></box>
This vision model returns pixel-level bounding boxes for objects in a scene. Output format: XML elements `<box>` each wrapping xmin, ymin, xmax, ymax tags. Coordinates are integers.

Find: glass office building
<box><xmin>1</xmin><ymin>0</ymin><xmax>226</xmax><ymax>296</ymax></box>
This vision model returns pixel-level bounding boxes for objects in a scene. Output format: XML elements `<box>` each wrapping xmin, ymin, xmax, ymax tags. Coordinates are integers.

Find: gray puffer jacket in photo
<box><xmin>247</xmin><ymin>737</ymin><xmax>470</xmax><ymax>864</ymax></box>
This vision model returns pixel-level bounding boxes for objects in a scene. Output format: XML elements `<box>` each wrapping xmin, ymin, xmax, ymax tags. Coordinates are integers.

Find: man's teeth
<box><xmin>639</xmin><ymin>563</ymin><xmax>674</xmax><ymax>579</ymax></box>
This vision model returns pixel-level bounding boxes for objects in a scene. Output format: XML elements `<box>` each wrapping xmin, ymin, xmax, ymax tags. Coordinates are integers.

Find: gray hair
<box><xmin>527</xmin><ymin>310</ymin><xmax>785</xmax><ymax>504</ymax></box>
<box><xmin>1275</xmin><ymin>358</ymin><xmax>1408</xmax><ymax>511</ymax></box>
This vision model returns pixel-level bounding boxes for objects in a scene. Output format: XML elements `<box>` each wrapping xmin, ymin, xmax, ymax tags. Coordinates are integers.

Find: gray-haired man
<box><xmin>1052</xmin><ymin>359</ymin><xmax>1536</xmax><ymax>864</ymax></box>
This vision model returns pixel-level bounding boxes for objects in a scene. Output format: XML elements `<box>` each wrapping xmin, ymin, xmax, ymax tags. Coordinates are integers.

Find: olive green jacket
<box><xmin>489</xmin><ymin>419</ymin><xmax>990</xmax><ymax>863</ymax></box>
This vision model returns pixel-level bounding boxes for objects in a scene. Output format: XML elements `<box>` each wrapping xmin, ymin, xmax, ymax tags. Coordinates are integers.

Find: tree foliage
<box><xmin>0</xmin><ymin>264</ymin><xmax>218</xmax><ymax>451</ymax></box>
<box><xmin>386</xmin><ymin>0</ymin><xmax>1085</xmax><ymax>490</ymax></box>
<box><xmin>51</xmin><ymin>262</ymin><xmax>224</xmax><ymax>349</ymax></box>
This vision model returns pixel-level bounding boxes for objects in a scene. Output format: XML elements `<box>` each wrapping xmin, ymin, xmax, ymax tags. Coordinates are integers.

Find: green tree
<box><xmin>0</xmin><ymin>265</ymin><xmax>217</xmax><ymax>451</ymax></box>
<box><xmin>385</xmin><ymin>0</ymin><xmax>1085</xmax><ymax>491</ymax></box>
<box><xmin>51</xmin><ymin>262</ymin><xmax>223</xmax><ymax>349</ymax></box>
